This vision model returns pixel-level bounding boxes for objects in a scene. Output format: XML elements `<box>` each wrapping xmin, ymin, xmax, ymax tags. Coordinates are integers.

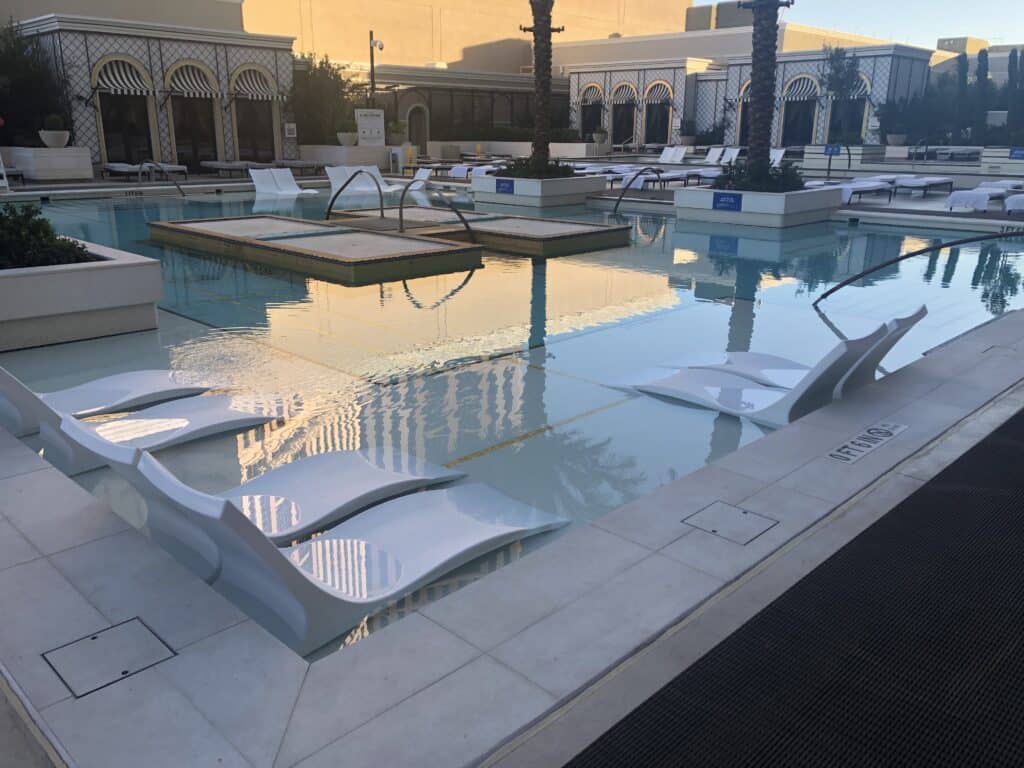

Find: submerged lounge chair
<box><xmin>270</xmin><ymin>168</ymin><xmax>318</xmax><ymax>196</ymax></box>
<box><xmin>0</xmin><ymin>365</ymin><xmax>209</xmax><ymax>437</ymax></box>
<box><xmin>60</xmin><ymin>421</ymin><xmax>568</xmax><ymax>654</ymax></box>
<box><xmin>636</xmin><ymin>323</ymin><xmax>891</xmax><ymax>428</ymax></box>
<box><xmin>675</xmin><ymin>306</ymin><xmax>928</xmax><ymax>393</ymax></box>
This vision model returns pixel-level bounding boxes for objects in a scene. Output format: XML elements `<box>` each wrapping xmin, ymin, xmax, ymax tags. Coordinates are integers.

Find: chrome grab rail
<box><xmin>813</xmin><ymin>231</ymin><xmax>1024</xmax><ymax>308</ymax></box>
<box><xmin>612</xmin><ymin>167</ymin><xmax>664</xmax><ymax>214</ymax></box>
<box><xmin>138</xmin><ymin>159</ymin><xmax>185</xmax><ymax>197</ymax></box>
<box><xmin>324</xmin><ymin>170</ymin><xmax>385</xmax><ymax>220</ymax></box>
<box><xmin>397</xmin><ymin>181</ymin><xmax>477</xmax><ymax>243</ymax></box>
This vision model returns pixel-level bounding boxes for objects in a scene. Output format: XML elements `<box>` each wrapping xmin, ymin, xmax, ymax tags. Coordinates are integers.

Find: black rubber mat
<box><xmin>566</xmin><ymin>411</ymin><xmax>1024</xmax><ymax>768</ymax></box>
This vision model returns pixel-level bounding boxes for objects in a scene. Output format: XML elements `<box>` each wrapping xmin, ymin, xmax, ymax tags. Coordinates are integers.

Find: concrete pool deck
<box><xmin>3</xmin><ymin>307</ymin><xmax>1024</xmax><ymax>766</ymax></box>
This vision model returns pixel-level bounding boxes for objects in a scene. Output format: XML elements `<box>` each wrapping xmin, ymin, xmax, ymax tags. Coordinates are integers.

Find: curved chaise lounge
<box><xmin>0</xmin><ymin>365</ymin><xmax>209</xmax><ymax>437</ymax></box>
<box><xmin>636</xmin><ymin>323</ymin><xmax>889</xmax><ymax>428</ymax></box>
<box><xmin>59</xmin><ymin>417</ymin><xmax>567</xmax><ymax>655</ymax></box>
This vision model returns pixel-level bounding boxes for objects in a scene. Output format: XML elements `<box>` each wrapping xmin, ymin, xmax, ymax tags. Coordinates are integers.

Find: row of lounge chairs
<box><xmin>101</xmin><ymin>159</ymin><xmax>323</xmax><ymax>182</ymax></box>
<box><xmin>570</xmin><ymin>146</ymin><xmax>786</xmax><ymax>190</ymax></box>
<box><xmin>0</xmin><ymin>367</ymin><xmax>566</xmax><ymax>654</ymax></box>
<box><xmin>631</xmin><ymin>306</ymin><xmax>928</xmax><ymax>429</ymax></box>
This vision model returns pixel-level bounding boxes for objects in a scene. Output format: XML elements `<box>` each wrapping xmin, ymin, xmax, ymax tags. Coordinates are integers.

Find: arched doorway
<box><xmin>828</xmin><ymin>75</ymin><xmax>870</xmax><ymax>144</ymax></box>
<box><xmin>610</xmin><ymin>84</ymin><xmax>637</xmax><ymax>147</ymax></box>
<box><xmin>780</xmin><ymin>76</ymin><xmax>820</xmax><ymax>147</ymax></box>
<box><xmin>231</xmin><ymin>67</ymin><xmax>279</xmax><ymax>163</ymax></box>
<box><xmin>579</xmin><ymin>84</ymin><xmax>604</xmax><ymax>140</ymax></box>
<box><xmin>166</xmin><ymin>63</ymin><xmax>220</xmax><ymax>172</ymax></box>
<box><xmin>408</xmin><ymin>105</ymin><xmax>428</xmax><ymax>154</ymax></box>
<box><xmin>94</xmin><ymin>58</ymin><xmax>157</xmax><ymax>164</ymax></box>
<box><xmin>736</xmin><ymin>81</ymin><xmax>751</xmax><ymax>145</ymax></box>
<box><xmin>643</xmin><ymin>82</ymin><xmax>672</xmax><ymax>145</ymax></box>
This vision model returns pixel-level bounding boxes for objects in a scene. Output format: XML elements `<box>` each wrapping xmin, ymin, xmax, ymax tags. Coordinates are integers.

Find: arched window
<box><xmin>166</xmin><ymin>62</ymin><xmax>220</xmax><ymax>171</ymax></box>
<box><xmin>230</xmin><ymin>67</ymin><xmax>281</xmax><ymax>163</ymax></box>
<box><xmin>780</xmin><ymin>76</ymin><xmax>820</xmax><ymax>147</ymax></box>
<box><xmin>94</xmin><ymin>57</ymin><xmax>155</xmax><ymax>164</ymax></box>
<box><xmin>610</xmin><ymin>84</ymin><xmax>638</xmax><ymax>146</ymax></box>
<box><xmin>828</xmin><ymin>75</ymin><xmax>871</xmax><ymax>143</ymax></box>
<box><xmin>643</xmin><ymin>82</ymin><xmax>672</xmax><ymax>145</ymax></box>
<box><xmin>579</xmin><ymin>84</ymin><xmax>604</xmax><ymax>139</ymax></box>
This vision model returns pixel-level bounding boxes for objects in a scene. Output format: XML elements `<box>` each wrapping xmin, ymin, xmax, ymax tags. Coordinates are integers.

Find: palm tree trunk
<box><xmin>529</xmin><ymin>0</ymin><xmax>554</xmax><ymax>173</ymax></box>
<box><xmin>742</xmin><ymin>0</ymin><xmax>789</xmax><ymax>179</ymax></box>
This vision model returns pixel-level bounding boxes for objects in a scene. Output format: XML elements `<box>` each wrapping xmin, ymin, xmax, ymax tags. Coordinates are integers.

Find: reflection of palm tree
<box><xmin>941</xmin><ymin>247</ymin><xmax>960</xmax><ymax>287</ymax></box>
<box><xmin>972</xmin><ymin>244</ymin><xmax>1022</xmax><ymax>316</ymax></box>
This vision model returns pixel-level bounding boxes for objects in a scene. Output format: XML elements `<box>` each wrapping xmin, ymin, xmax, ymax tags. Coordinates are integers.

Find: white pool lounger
<box><xmin>0</xmin><ymin>366</ymin><xmax>209</xmax><ymax>437</ymax></box>
<box><xmin>636</xmin><ymin>324</ymin><xmax>888</xmax><ymax>428</ymax></box>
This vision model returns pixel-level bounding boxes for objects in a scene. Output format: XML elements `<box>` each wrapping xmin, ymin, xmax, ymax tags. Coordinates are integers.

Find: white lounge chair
<box><xmin>978</xmin><ymin>180</ymin><xmax>1024</xmax><ymax>191</ymax></box>
<box><xmin>770</xmin><ymin>148</ymin><xmax>786</xmax><ymax>168</ymax></box>
<box><xmin>0</xmin><ymin>365</ymin><xmax>209</xmax><ymax>438</ymax></box>
<box><xmin>356</xmin><ymin>165</ymin><xmax>404</xmax><ymax>192</ymax></box>
<box><xmin>687</xmin><ymin>148</ymin><xmax>742</xmax><ymax>184</ymax></box>
<box><xmin>701</xmin><ymin>147</ymin><xmax>725</xmax><ymax>165</ymax></box>
<box><xmin>1006</xmin><ymin>194</ymin><xmax>1024</xmax><ymax>215</ymax></box>
<box><xmin>82</xmin><ymin>437</ymin><xmax>567</xmax><ymax>654</ymax></box>
<box><xmin>894</xmin><ymin>176</ymin><xmax>955</xmax><ymax>197</ymax></box>
<box><xmin>249</xmin><ymin>168</ymin><xmax>281</xmax><ymax>195</ymax></box>
<box><xmin>946</xmin><ymin>188</ymin><xmax>1005</xmax><ymax>212</ymax></box>
<box><xmin>677</xmin><ymin>306</ymin><xmax>927</xmax><ymax>393</ymax></box>
<box><xmin>635</xmin><ymin>323</ymin><xmax>889</xmax><ymax>428</ymax></box>
<box><xmin>409</xmin><ymin>167</ymin><xmax>433</xmax><ymax>189</ymax></box>
<box><xmin>60</xmin><ymin>413</ymin><xmax>464</xmax><ymax>546</ymax></box>
<box><xmin>840</xmin><ymin>180</ymin><xmax>896</xmax><ymax>204</ymax></box>
<box><xmin>270</xmin><ymin>168</ymin><xmax>318</xmax><ymax>196</ymax></box>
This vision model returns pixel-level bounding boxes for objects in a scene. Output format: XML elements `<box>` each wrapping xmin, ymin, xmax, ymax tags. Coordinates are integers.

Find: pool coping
<box><xmin>2</xmin><ymin>311</ymin><xmax>1024</xmax><ymax>767</ymax></box>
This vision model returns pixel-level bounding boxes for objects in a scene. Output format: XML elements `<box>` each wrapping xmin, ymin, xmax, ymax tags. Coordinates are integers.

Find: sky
<box><xmin>704</xmin><ymin>1</ymin><xmax>1024</xmax><ymax>50</ymax></box>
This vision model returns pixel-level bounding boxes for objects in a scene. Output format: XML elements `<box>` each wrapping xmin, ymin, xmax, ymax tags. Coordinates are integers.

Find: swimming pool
<box><xmin>5</xmin><ymin>190</ymin><xmax>1023</xmax><ymax>643</ymax></box>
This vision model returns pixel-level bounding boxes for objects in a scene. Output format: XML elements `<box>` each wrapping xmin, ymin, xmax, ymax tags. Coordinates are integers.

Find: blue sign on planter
<box><xmin>1010</xmin><ymin>148</ymin><xmax>1024</xmax><ymax>160</ymax></box>
<box><xmin>824</xmin><ymin>144</ymin><xmax>843</xmax><ymax>157</ymax></box>
<box><xmin>712</xmin><ymin>192</ymin><xmax>743</xmax><ymax>212</ymax></box>
<box><xmin>495</xmin><ymin>178</ymin><xmax>515</xmax><ymax>194</ymax></box>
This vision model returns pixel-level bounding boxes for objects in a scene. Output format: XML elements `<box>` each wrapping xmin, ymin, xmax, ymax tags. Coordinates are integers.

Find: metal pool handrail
<box><xmin>613</xmin><ymin>167</ymin><xmax>664</xmax><ymax>214</ymax></box>
<box><xmin>397</xmin><ymin>181</ymin><xmax>477</xmax><ymax>243</ymax></box>
<box><xmin>813</xmin><ymin>231</ymin><xmax>1024</xmax><ymax>308</ymax></box>
<box><xmin>324</xmin><ymin>170</ymin><xmax>385</xmax><ymax>220</ymax></box>
<box><xmin>139</xmin><ymin>159</ymin><xmax>185</xmax><ymax>197</ymax></box>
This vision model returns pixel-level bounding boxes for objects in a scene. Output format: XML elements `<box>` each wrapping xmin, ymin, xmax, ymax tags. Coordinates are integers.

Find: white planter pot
<box><xmin>471</xmin><ymin>174</ymin><xmax>607</xmax><ymax>207</ymax></box>
<box><xmin>336</xmin><ymin>132</ymin><xmax>358</xmax><ymax>146</ymax></box>
<box><xmin>886</xmin><ymin>134</ymin><xmax>907</xmax><ymax>146</ymax></box>
<box><xmin>0</xmin><ymin>240</ymin><xmax>161</xmax><ymax>351</ymax></box>
<box><xmin>38</xmin><ymin>130</ymin><xmax>70</xmax><ymax>148</ymax></box>
<box><xmin>674</xmin><ymin>186</ymin><xmax>844</xmax><ymax>228</ymax></box>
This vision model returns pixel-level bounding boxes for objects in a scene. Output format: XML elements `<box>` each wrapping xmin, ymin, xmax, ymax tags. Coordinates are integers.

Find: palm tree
<box><xmin>522</xmin><ymin>1</ymin><xmax>563</xmax><ymax>174</ymax></box>
<box><xmin>739</xmin><ymin>0</ymin><xmax>793</xmax><ymax>178</ymax></box>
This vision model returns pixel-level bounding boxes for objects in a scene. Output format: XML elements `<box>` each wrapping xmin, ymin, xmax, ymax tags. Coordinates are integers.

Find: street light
<box><xmin>369</xmin><ymin>30</ymin><xmax>384</xmax><ymax>102</ymax></box>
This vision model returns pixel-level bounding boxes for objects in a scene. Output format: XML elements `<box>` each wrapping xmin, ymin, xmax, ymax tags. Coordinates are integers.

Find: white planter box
<box><xmin>674</xmin><ymin>186</ymin><xmax>843</xmax><ymax>228</ymax></box>
<box><xmin>9</xmin><ymin>147</ymin><xmax>93</xmax><ymax>181</ymax></box>
<box><xmin>0</xmin><ymin>241</ymin><xmax>161</xmax><ymax>351</ymax></box>
<box><xmin>472</xmin><ymin>174</ymin><xmax>607</xmax><ymax>207</ymax></box>
<box><xmin>299</xmin><ymin>144</ymin><xmax>390</xmax><ymax>169</ymax></box>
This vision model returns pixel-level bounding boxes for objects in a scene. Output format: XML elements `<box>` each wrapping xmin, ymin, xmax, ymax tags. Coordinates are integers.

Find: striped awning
<box><xmin>784</xmin><ymin>77</ymin><xmax>819</xmax><ymax>101</ymax></box>
<box><xmin>579</xmin><ymin>84</ymin><xmax>603</xmax><ymax>105</ymax></box>
<box><xmin>96</xmin><ymin>59</ymin><xmax>151</xmax><ymax>96</ymax></box>
<box><xmin>233</xmin><ymin>69</ymin><xmax>280</xmax><ymax>100</ymax></box>
<box><xmin>611</xmin><ymin>85</ymin><xmax>637</xmax><ymax>105</ymax></box>
<box><xmin>830</xmin><ymin>78</ymin><xmax>870</xmax><ymax>100</ymax></box>
<box><xmin>169</xmin><ymin>65</ymin><xmax>217</xmax><ymax>99</ymax></box>
<box><xmin>645</xmin><ymin>83</ymin><xmax>672</xmax><ymax>104</ymax></box>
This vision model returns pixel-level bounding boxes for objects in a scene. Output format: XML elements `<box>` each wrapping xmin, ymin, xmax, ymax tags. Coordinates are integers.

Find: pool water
<box><xmin>5</xmin><ymin>190</ymin><xmax>1023</xmax><ymax>645</ymax></box>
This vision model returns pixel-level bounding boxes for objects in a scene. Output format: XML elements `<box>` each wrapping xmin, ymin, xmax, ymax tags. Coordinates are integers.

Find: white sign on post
<box><xmin>355</xmin><ymin>109</ymin><xmax>386</xmax><ymax>147</ymax></box>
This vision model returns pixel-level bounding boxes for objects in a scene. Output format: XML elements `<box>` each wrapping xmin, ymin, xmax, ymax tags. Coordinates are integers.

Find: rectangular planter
<box><xmin>8</xmin><ymin>147</ymin><xmax>94</xmax><ymax>181</ymax></box>
<box><xmin>0</xmin><ymin>241</ymin><xmax>161</xmax><ymax>351</ymax></box>
<box><xmin>472</xmin><ymin>174</ymin><xmax>607</xmax><ymax>207</ymax></box>
<box><xmin>674</xmin><ymin>186</ymin><xmax>843</xmax><ymax>228</ymax></box>
<box><xmin>298</xmin><ymin>145</ymin><xmax>391</xmax><ymax>170</ymax></box>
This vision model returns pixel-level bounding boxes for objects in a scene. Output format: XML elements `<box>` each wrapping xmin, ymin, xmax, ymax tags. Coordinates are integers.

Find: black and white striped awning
<box><xmin>96</xmin><ymin>59</ymin><xmax>151</xmax><ymax>96</ymax></box>
<box><xmin>169</xmin><ymin>65</ymin><xmax>217</xmax><ymax>98</ymax></box>
<box><xmin>579</xmin><ymin>84</ymin><xmax>603</xmax><ymax>105</ymax></box>
<box><xmin>611</xmin><ymin>85</ymin><xmax>637</xmax><ymax>105</ymax></box>
<box><xmin>233</xmin><ymin>69</ymin><xmax>280</xmax><ymax>100</ymax></box>
<box><xmin>644</xmin><ymin>83</ymin><xmax>672</xmax><ymax>104</ymax></box>
<box><xmin>784</xmin><ymin>77</ymin><xmax>820</xmax><ymax>101</ymax></box>
<box><xmin>830</xmin><ymin>78</ymin><xmax>871</xmax><ymax>100</ymax></box>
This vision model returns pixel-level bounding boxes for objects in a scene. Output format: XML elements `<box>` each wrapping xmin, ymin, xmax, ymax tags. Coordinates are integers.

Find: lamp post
<box><xmin>369</xmin><ymin>31</ymin><xmax>384</xmax><ymax>104</ymax></box>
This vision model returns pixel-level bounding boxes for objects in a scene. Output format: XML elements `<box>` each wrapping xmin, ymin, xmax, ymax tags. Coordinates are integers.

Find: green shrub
<box><xmin>0</xmin><ymin>22</ymin><xmax>67</xmax><ymax>146</ymax></box>
<box><xmin>711</xmin><ymin>162</ymin><xmax>805</xmax><ymax>193</ymax></box>
<box><xmin>42</xmin><ymin>113</ymin><xmax>65</xmax><ymax>131</ymax></box>
<box><xmin>496</xmin><ymin>157</ymin><xmax>575</xmax><ymax>179</ymax></box>
<box><xmin>288</xmin><ymin>54</ymin><xmax>357</xmax><ymax>144</ymax></box>
<box><xmin>0</xmin><ymin>204</ymin><xmax>94</xmax><ymax>269</ymax></box>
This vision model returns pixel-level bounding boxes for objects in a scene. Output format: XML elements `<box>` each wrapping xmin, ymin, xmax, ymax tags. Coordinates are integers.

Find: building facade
<box><xmin>16</xmin><ymin>14</ymin><xmax>298</xmax><ymax>168</ymax></box>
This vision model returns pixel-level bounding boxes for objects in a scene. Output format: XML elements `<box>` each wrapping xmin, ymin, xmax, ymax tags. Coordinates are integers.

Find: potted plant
<box><xmin>387</xmin><ymin>119</ymin><xmax>408</xmax><ymax>145</ymax></box>
<box><xmin>877</xmin><ymin>101</ymin><xmax>908</xmax><ymax>146</ymax></box>
<box><xmin>591</xmin><ymin>127</ymin><xmax>608</xmax><ymax>146</ymax></box>
<box><xmin>678</xmin><ymin>119</ymin><xmax>697</xmax><ymax>146</ymax></box>
<box><xmin>38</xmin><ymin>113</ymin><xmax>70</xmax><ymax>149</ymax></box>
<box><xmin>336</xmin><ymin>117</ymin><xmax>358</xmax><ymax>146</ymax></box>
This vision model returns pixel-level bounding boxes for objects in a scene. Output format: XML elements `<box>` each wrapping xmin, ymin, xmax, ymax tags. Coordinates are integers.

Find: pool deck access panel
<box><xmin>149</xmin><ymin>215</ymin><xmax>484</xmax><ymax>286</ymax></box>
<box><xmin>330</xmin><ymin>206</ymin><xmax>633</xmax><ymax>258</ymax></box>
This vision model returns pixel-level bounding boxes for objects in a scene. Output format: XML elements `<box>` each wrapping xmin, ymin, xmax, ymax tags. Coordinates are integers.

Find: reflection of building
<box><xmin>12</xmin><ymin>12</ymin><xmax>297</xmax><ymax>168</ymax></box>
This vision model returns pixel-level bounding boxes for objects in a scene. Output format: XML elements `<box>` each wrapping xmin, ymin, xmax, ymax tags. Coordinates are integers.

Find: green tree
<box><xmin>288</xmin><ymin>55</ymin><xmax>356</xmax><ymax>145</ymax></box>
<box><xmin>973</xmin><ymin>49</ymin><xmax>991</xmax><ymax>141</ymax></box>
<box><xmin>0</xmin><ymin>22</ymin><xmax>66</xmax><ymax>146</ymax></box>
<box><xmin>822</xmin><ymin>46</ymin><xmax>861</xmax><ymax>143</ymax></box>
<box><xmin>739</xmin><ymin>0</ymin><xmax>794</xmax><ymax>179</ymax></box>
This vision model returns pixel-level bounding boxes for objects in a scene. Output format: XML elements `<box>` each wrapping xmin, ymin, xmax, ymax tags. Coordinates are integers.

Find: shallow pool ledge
<box><xmin>3</xmin><ymin>311</ymin><xmax>1024</xmax><ymax>767</ymax></box>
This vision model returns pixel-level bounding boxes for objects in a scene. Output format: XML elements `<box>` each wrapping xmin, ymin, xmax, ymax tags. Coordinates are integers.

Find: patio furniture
<box><xmin>674</xmin><ymin>306</ymin><xmax>927</xmax><ymax>394</ymax></box>
<box><xmin>249</xmin><ymin>168</ymin><xmax>281</xmax><ymax>195</ymax></box>
<box><xmin>103</xmin><ymin>162</ymin><xmax>188</xmax><ymax>181</ymax></box>
<box><xmin>75</xmin><ymin>433</ymin><xmax>567</xmax><ymax>654</ymax></box>
<box><xmin>945</xmin><ymin>188</ymin><xmax>1005</xmax><ymax>212</ymax></box>
<box><xmin>893</xmin><ymin>176</ymin><xmax>955</xmax><ymax>197</ymax></box>
<box><xmin>685</xmin><ymin>148</ymin><xmax>742</xmax><ymax>185</ymax></box>
<box><xmin>770</xmin><ymin>148</ymin><xmax>786</xmax><ymax>168</ymax></box>
<box><xmin>201</xmin><ymin>161</ymin><xmax>272</xmax><ymax>177</ymax></box>
<box><xmin>635</xmin><ymin>323</ymin><xmax>891</xmax><ymax>428</ymax></box>
<box><xmin>269</xmin><ymin>168</ymin><xmax>318</xmax><ymax>196</ymax></box>
<box><xmin>275</xmin><ymin>159</ymin><xmax>321</xmax><ymax>175</ymax></box>
<box><xmin>700</xmin><ymin>147</ymin><xmax>725</xmax><ymax>165</ymax></box>
<box><xmin>0</xmin><ymin>365</ymin><xmax>209</xmax><ymax>438</ymax></box>
<box><xmin>325</xmin><ymin>165</ymin><xmax>402</xmax><ymax>194</ymax></box>
<box><xmin>840</xmin><ymin>180</ymin><xmax>896</xmax><ymax>204</ymax></box>
<box><xmin>977</xmin><ymin>180</ymin><xmax>1024</xmax><ymax>190</ymax></box>
<box><xmin>1006</xmin><ymin>195</ymin><xmax>1024</xmax><ymax>215</ymax></box>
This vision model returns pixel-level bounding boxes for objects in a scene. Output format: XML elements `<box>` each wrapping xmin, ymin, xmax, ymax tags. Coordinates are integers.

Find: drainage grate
<box><xmin>566</xmin><ymin>409</ymin><xmax>1024</xmax><ymax>767</ymax></box>
<box><xmin>43</xmin><ymin>618</ymin><xmax>174</xmax><ymax>698</ymax></box>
